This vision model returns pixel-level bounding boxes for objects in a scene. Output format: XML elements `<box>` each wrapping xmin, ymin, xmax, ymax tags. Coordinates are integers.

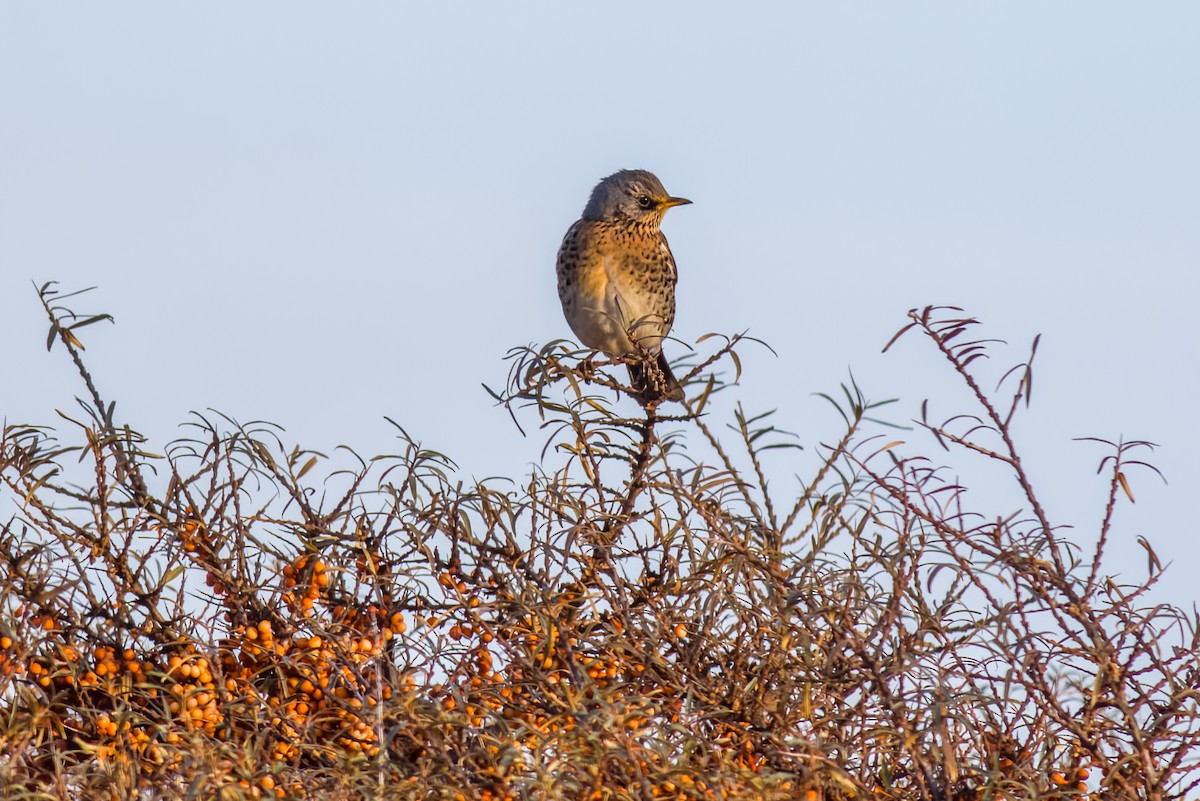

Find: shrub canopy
<box><xmin>0</xmin><ymin>286</ymin><xmax>1194</xmax><ymax>801</ymax></box>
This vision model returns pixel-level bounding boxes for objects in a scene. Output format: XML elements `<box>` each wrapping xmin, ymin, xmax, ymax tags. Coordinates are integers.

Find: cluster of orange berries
<box><xmin>330</xmin><ymin>601</ymin><xmax>407</xmax><ymax>638</ymax></box>
<box><xmin>494</xmin><ymin>612</ymin><xmax>643</xmax><ymax>689</ymax></box>
<box><xmin>218</xmin><ymin>611</ymin><xmax>410</xmax><ymax>761</ymax></box>
<box><xmin>91</xmin><ymin>713</ymin><xmax>181</xmax><ymax>771</ymax></box>
<box><xmin>645</xmin><ymin>773</ymin><xmax>714</xmax><ymax>799</ymax></box>
<box><xmin>282</xmin><ymin>554</ymin><xmax>331</xmax><ymax>616</ymax></box>
<box><xmin>0</xmin><ymin>634</ymin><xmax>21</xmax><ymax>677</ymax></box>
<box><xmin>0</xmin><ymin>585</ymin><xmax>415</xmax><ymax>787</ymax></box>
<box><xmin>580</xmin><ymin>651</ymin><xmax>642</xmax><ymax>686</ymax></box>
<box><xmin>3</xmin><ymin>632</ymin><xmax>190</xmax><ymax>775</ymax></box>
<box><xmin>1047</xmin><ymin>766</ymin><xmax>1092</xmax><ymax>798</ymax></box>
<box><xmin>229</xmin><ymin>775</ymin><xmax>286</xmax><ymax>800</ymax></box>
<box><xmin>476</xmin><ymin>790</ymin><xmax>516</xmax><ymax>801</ymax></box>
<box><xmin>983</xmin><ymin>734</ymin><xmax>1097</xmax><ymax>801</ymax></box>
<box><xmin>81</xmin><ymin>645</ymin><xmax>152</xmax><ymax>690</ymax></box>
<box><xmin>164</xmin><ymin>648</ymin><xmax>223</xmax><ymax>735</ymax></box>
<box><xmin>430</xmin><ymin>632</ymin><xmax>500</xmax><ymax>727</ymax></box>
<box><xmin>1</xmin><ymin>612</ymin><xmax>66</xmax><ymax>680</ymax></box>
<box><xmin>932</xmin><ymin>764</ymin><xmax>1096</xmax><ymax>801</ymax></box>
<box><xmin>579</xmin><ymin>753</ymin><xmax>748</xmax><ymax>801</ymax></box>
<box><xmin>2</xmin><ymin>556</ymin><xmax>803</xmax><ymax>801</ymax></box>
<box><xmin>178</xmin><ymin>515</ymin><xmax>203</xmax><ymax>554</ymax></box>
<box><xmin>422</xmin><ymin>584</ymin><xmax>707</xmax><ymax>772</ymax></box>
<box><xmin>25</xmin><ymin>642</ymin><xmax>154</xmax><ymax>697</ymax></box>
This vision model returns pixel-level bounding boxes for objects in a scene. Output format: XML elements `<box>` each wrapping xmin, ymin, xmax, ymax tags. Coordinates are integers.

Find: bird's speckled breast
<box><xmin>557</xmin><ymin>218</ymin><xmax>678</xmax><ymax>356</ymax></box>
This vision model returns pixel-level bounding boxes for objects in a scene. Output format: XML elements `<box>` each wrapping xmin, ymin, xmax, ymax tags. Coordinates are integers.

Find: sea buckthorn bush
<box><xmin>0</xmin><ymin>285</ymin><xmax>1196</xmax><ymax>800</ymax></box>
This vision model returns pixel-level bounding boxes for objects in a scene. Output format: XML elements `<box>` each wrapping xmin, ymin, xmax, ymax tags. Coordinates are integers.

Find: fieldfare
<box><xmin>556</xmin><ymin>169</ymin><xmax>690</xmax><ymax>403</ymax></box>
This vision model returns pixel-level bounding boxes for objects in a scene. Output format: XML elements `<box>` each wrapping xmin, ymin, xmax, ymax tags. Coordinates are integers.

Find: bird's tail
<box><xmin>627</xmin><ymin>351</ymin><xmax>685</xmax><ymax>404</ymax></box>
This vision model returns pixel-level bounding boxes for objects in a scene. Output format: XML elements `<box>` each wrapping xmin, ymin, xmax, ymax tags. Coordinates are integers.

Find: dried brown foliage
<box><xmin>0</xmin><ymin>285</ymin><xmax>1195</xmax><ymax>801</ymax></box>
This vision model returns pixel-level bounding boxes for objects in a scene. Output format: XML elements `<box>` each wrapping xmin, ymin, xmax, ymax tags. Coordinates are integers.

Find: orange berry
<box><xmin>1050</xmin><ymin>771</ymin><xmax>1068</xmax><ymax>786</ymax></box>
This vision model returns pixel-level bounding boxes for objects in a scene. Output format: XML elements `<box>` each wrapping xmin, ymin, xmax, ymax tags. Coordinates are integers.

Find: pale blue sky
<box><xmin>2</xmin><ymin>4</ymin><xmax>1197</xmax><ymax>604</ymax></box>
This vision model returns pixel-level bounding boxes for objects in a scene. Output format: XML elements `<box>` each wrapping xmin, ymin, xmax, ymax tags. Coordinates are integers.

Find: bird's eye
<box><xmin>637</xmin><ymin>195</ymin><xmax>655</xmax><ymax>210</ymax></box>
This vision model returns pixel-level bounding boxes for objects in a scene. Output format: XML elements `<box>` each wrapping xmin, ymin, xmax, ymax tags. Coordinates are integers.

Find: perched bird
<box><xmin>556</xmin><ymin>170</ymin><xmax>691</xmax><ymax>403</ymax></box>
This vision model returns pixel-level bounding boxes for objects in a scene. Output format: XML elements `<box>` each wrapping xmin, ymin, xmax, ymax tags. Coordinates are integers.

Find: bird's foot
<box><xmin>577</xmin><ymin>356</ymin><xmax>598</xmax><ymax>383</ymax></box>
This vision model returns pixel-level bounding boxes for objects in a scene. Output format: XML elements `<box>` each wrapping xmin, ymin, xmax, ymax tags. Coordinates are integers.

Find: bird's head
<box><xmin>582</xmin><ymin>169</ymin><xmax>691</xmax><ymax>226</ymax></box>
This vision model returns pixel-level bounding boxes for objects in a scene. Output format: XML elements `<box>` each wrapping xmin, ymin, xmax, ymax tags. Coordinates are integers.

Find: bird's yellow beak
<box><xmin>661</xmin><ymin>196</ymin><xmax>692</xmax><ymax>209</ymax></box>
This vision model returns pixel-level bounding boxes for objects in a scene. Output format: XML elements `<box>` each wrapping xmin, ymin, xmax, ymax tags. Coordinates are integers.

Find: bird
<box><xmin>556</xmin><ymin>169</ymin><xmax>690</xmax><ymax>404</ymax></box>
